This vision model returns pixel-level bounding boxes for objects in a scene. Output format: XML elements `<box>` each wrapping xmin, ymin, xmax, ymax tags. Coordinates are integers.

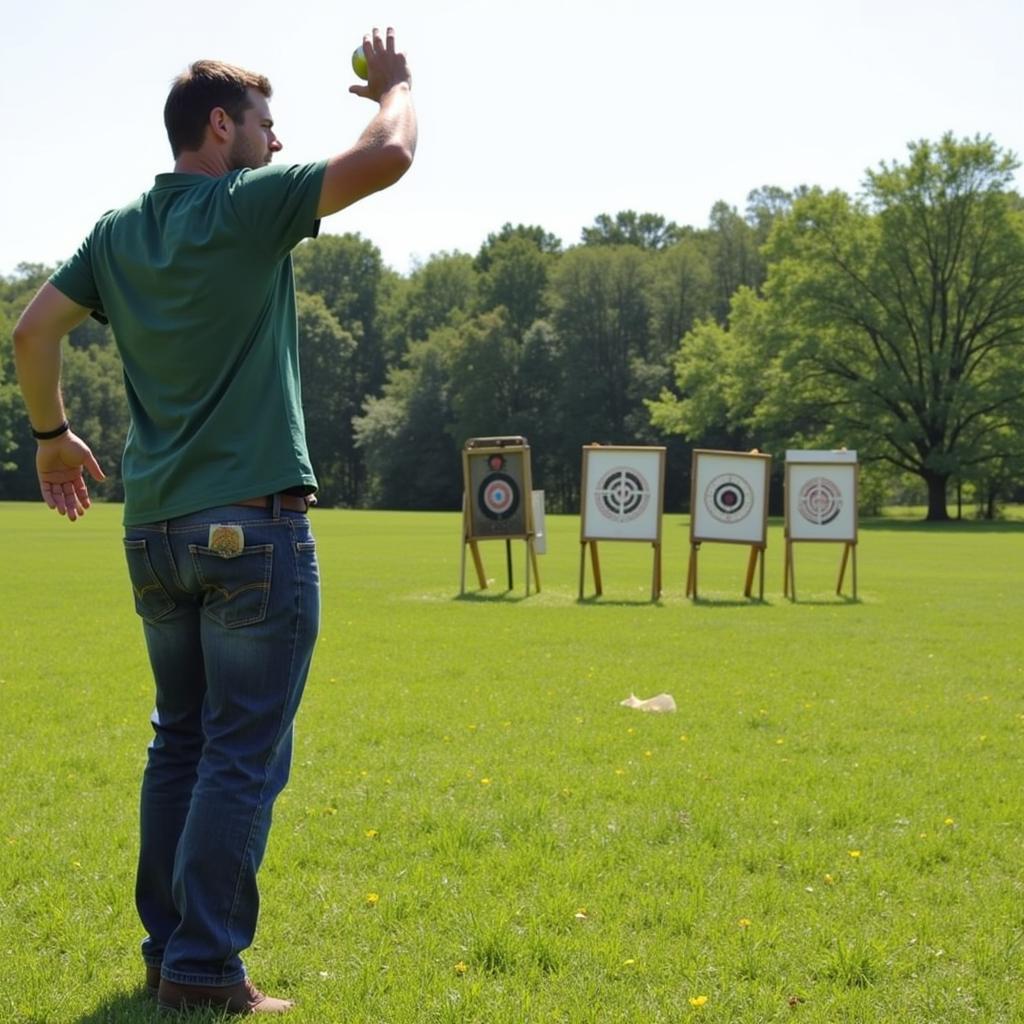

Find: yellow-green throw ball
<box><xmin>351</xmin><ymin>46</ymin><xmax>368</xmax><ymax>80</ymax></box>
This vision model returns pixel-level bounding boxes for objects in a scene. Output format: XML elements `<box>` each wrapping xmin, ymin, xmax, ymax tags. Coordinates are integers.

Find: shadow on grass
<box><xmin>575</xmin><ymin>595</ymin><xmax>667</xmax><ymax>607</ymax></box>
<box><xmin>859</xmin><ymin>517</ymin><xmax>1024</xmax><ymax>534</ymax></box>
<box><xmin>686</xmin><ymin>596</ymin><xmax>774</xmax><ymax>608</ymax></box>
<box><xmin>70</xmin><ymin>988</ymin><xmax>161</xmax><ymax>1023</ymax></box>
<box><xmin>453</xmin><ymin>590</ymin><xmax>532</xmax><ymax>604</ymax></box>
<box><xmin>72</xmin><ymin>989</ymin><xmax>233</xmax><ymax>1022</ymax></box>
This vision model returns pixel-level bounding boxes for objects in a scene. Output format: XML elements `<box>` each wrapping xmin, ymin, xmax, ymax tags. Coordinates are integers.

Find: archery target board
<box><xmin>463</xmin><ymin>444</ymin><xmax>532</xmax><ymax>539</ymax></box>
<box><xmin>581</xmin><ymin>446</ymin><xmax>665</xmax><ymax>542</ymax></box>
<box><xmin>785</xmin><ymin>452</ymin><xmax>858</xmax><ymax>542</ymax></box>
<box><xmin>690</xmin><ymin>449</ymin><xmax>771</xmax><ymax>544</ymax></box>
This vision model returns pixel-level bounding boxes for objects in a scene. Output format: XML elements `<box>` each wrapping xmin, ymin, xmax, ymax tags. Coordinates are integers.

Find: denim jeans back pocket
<box><xmin>190</xmin><ymin>544</ymin><xmax>274</xmax><ymax>628</ymax></box>
<box><xmin>123</xmin><ymin>538</ymin><xmax>176</xmax><ymax>623</ymax></box>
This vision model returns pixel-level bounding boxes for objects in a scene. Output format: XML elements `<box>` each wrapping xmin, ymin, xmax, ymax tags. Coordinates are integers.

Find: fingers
<box><xmin>84</xmin><ymin>450</ymin><xmax>106</xmax><ymax>482</ymax></box>
<box><xmin>360</xmin><ymin>26</ymin><xmax>403</xmax><ymax>71</ymax></box>
<box><xmin>39</xmin><ymin>469</ymin><xmax>91</xmax><ymax>521</ymax></box>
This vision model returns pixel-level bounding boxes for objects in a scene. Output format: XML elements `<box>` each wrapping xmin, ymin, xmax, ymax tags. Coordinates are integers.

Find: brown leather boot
<box><xmin>145</xmin><ymin>965</ymin><xmax>161</xmax><ymax>997</ymax></box>
<box><xmin>157</xmin><ymin>977</ymin><xmax>294</xmax><ymax>1014</ymax></box>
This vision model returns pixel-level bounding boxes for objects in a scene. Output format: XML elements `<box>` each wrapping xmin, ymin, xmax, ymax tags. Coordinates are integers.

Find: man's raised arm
<box><xmin>316</xmin><ymin>26</ymin><xmax>417</xmax><ymax>218</ymax></box>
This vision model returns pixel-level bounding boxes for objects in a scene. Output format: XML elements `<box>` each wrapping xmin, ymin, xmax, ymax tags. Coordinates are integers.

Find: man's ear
<box><xmin>208</xmin><ymin>106</ymin><xmax>233</xmax><ymax>144</ymax></box>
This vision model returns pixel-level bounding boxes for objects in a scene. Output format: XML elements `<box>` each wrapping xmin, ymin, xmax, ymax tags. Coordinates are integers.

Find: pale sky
<box><xmin>3</xmin><ymin>0</ymin><xmax>1022</xmax><ymax>278</ymax></box>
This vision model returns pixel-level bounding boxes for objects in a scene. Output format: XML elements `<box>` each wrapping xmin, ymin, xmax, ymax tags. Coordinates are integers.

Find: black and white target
<box><xmin>798</xmin><ymin>476</ymin><xmax>843</xmax><ymax>525</ymax></box>
<box><xmin>595</xmin><ymin>467</ymin><xmax>651</xmax><ymax>523</ymax></box>
<box><xmin>704</xmin><ymin>473</ymin><xmax>754</xmax><ymax>524</ymax></box>
<box><xmin>478</xmin><ymin>472</ymin><xmax>520</xmax><ymax>520</ymax></box>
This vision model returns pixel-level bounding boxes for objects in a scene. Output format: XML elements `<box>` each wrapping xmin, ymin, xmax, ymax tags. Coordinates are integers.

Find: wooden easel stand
<box><xmin>579</xmin><ymin>540</ymin><xmax>661</xmax><ymax>601</ymax></box>
<box><xmin>784</xmin><ymin>539</ymin><xmax>857</xmax><ymax>601</ymax></box>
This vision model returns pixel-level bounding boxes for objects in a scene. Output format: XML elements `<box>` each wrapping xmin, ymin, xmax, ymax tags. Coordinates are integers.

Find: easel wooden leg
<box><xmin>505</xmin><ymin>538</ymin><xmax>513</xmax><ymax>591</ymax></box>
<box><xmin>836</xmin><ymin>542</ymin><xmax>857</xmax><ymax>598</ymax></box>
<box><xmin>590</xmin><ymin>541</ymin><xmax>603</xmax><ymax>596</ymax></box>
<box><xmin>460</xmin><ymin>537</ymin><xmax>467</xmax><ymax>595</ymax></box>
<box><xmin>758</xmin><ymin>544</ymin><xmax>765</xmax><ymax>600</ymax></box>
<box><xmin>528</xmin><ymin>539</ymin><xmax>541</xmax><ymax>594</ymax></box>
<box><xmin>651</xmin><ymin>542</ymin><xmax>662</xmax><ymax>601</ymax></box>
<box><xmin>836</xmin><ymin>542</ymin><xmax>850</xmax><ymax>595</ymax></box>
<box><xmin>743</xmin><ymin>545</ymin><xmax>761</xmax><ymax>598</ymax></box>
<box><xmin>578</xmin><ymin>542</ymin><xmax>586</xmax><ymax>599</ymax></box>
<box><xmin>785</xmin><ymin>539</ymin><xmax>795</xmax><ymax>601</ymax></box>
<box><xmin>686</xmin><ymin>543</ymin><xmax>698</xmax><ymax>599</ymax></box>
<box><xmin>470</xmin><ymin>540</ymin><xmax>487</xmax><ymax>590</ymax></box>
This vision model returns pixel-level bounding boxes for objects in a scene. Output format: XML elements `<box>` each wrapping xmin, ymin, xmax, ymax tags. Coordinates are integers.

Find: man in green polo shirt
<box><xmin>12</xmin><ymin>27</ymin><xmax>415</xmax><ymax>1016</ymax></box>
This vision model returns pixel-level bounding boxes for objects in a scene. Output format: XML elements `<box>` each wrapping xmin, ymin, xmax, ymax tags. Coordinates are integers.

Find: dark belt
<box><xmin>233</xmin><ymin>493</ymin><xmax>313</xmax><ymax>513</ymax></box>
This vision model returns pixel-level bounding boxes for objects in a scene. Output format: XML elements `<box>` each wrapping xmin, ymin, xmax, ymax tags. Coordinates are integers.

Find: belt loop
<box><xmin>271</xmin><ymin>493</ymin><xmax>282</xmax><ymax>518</ymax></box>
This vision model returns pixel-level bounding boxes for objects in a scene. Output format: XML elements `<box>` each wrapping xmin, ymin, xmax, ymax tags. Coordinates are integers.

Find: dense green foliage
<box><xmin>3</xmin><ymin>135</ymin><xmax>1022</xmax><ymax>519</ymax></box>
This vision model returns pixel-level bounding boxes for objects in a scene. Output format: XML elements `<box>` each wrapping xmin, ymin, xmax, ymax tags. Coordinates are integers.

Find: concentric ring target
<box><xmin>595</xmin><ymin>467</ymin><xmax>651</xmax><ymax>523</ymax></box>
<box><xmin>478</xmin><ymin>472</ymin><xmax>520</xmax><ymax>520</ymax></box>
<box><xmin>704</xmin><ymin>473</ymin><xmax>754</xmax><ymax>523</ymax></box>
<box><xmin>798</xmin><ymin>476</ymin><xmax>843</xmax><ymax>525</ymax></box>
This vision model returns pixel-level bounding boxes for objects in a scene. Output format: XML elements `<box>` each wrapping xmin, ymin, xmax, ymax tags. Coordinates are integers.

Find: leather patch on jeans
<box><xmin>208</xmin><ymin>524</ymin><xmax>245</xmax><ymax>557</ymax></box>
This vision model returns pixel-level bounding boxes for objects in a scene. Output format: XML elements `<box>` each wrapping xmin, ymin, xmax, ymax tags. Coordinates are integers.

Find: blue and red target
<box><xmin>478</xmin><ymin>455</ymin><xmax>521</xmax><ymax>520</ymax></box>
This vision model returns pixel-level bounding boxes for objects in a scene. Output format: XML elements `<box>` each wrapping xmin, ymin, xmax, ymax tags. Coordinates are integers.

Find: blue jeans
<box><xmin>122</xmin><ymin>503</ymin><xmax>319</xmax><ymax>986</ymax></box>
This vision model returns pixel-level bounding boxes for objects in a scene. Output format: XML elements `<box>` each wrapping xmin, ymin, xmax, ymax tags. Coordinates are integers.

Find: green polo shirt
<box><xmin>51</xmin><ymin>159</ymin><xmax>328</xmax><ymax>525</ymax></box>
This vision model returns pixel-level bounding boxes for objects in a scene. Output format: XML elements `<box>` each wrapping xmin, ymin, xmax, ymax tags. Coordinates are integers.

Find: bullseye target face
<box><xmin>478</xmin><ymin>472</ymin><xmax>520</xmax><ymax>520</ymax></box>
<box><xmin>691</xmin><ymin>451</ymin><xmax>771</xmax><ymax>544</ymax></box>
<box><xmin>595</xmin><ymin>466</ymin><xmax>651</xmax><ymax>523</ymax></box>
<box><xmin>581</xmin><ymin>447</ymin><xmax>664</xmax><ymax>541</ymax></box>
<box><xmin>786</xmin><ymin>459</ymin><xmax>857</xmax><ymax>540</ymax></box>
<box><xmin>464</xmin><ymin>447</ymin><xmax>530</xmax><ymax>538</ymax></box>
<box><xmin>704</xmin><ymin>473</ymin><xmax>754</xmax><ymax>524</ymax></box>
<box><xmin>798</xmin><ymin>476</ymin><xmax>842</xmax><ymax>525</ymax></box>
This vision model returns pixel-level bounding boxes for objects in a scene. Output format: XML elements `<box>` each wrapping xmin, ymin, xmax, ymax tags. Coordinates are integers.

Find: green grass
<box><xmin>1</xmin><ymin>502</ymin><xmax>1023</xmax><ymax>1023</ymax></box>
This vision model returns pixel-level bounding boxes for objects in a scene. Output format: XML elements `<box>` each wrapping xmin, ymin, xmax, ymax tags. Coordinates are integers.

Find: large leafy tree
<box><xmin>296</xmin><ymin>292</ymin><xmax>358</xmax><ymax>506</ymax></box>
<box><xmin>474</xmin><ymin>233</ymin><xmax>554</xmax><ymax>339</ymax></box>
<box><xmin>764</xmin><ymin>134</ymin><xmax>1024</xmax><ymax>519</ymax></box>
<box><xmin>581</xmin><ymin>210</ymin><xmax>682</xmax><ymax>251</ymax></box>
<box><xmin>353</xmin><ymin>333</ymin><xmax>459</xmax><ymax>510</ymax></box>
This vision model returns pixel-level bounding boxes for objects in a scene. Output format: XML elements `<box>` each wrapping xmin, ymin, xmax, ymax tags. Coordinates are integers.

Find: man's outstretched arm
<box><xmin>316</xmin><ymin>25</ymin><xmax>417</xmax><ymax>218</ymax></box>
<box><xmin>12</xmin><ymin>283</ymin><xmax>106</xmax><ymax>521</ymax></box>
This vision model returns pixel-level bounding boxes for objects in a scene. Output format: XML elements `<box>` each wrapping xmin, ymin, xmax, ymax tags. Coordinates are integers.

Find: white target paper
<box><xmin>691</xmin><ymin>451</ymin><xmax>771</xmax><ymax>544</ymax></box>
<box><xmin>581</xmin><ymin>447</ymin><xmax>664</xmax><ymax>541</ymax></box>
<box><xmin>786</xmin><ymin>461</ymin><xmax>858</xmax><ymax>541</ymax></box>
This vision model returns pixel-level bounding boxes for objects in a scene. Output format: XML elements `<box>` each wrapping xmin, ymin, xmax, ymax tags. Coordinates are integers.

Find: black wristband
<box><xmin>32</xmin><ymin>419</ymin><xmax>70</xmax><ymax>440</ymax></box>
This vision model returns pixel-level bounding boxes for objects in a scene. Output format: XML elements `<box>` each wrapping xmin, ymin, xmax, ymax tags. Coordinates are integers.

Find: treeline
<box><xmin>2</xmin><ymin>134</ymin><xmax>1022</xmax><ymax>520</ymax></box>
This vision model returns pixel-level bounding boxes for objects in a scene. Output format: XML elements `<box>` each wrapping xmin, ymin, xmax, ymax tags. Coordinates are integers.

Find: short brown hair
<box><xmin>164</xmin><ymin>60</ymin><xmax>272</xmax><ymax>157</ymax></box>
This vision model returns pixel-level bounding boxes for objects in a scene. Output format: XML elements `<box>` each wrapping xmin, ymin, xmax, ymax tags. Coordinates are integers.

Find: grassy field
<box><xmin>1</xmin><ymin>501</ymin><xmax>1023</xmax><ymax>1023</ymax></box>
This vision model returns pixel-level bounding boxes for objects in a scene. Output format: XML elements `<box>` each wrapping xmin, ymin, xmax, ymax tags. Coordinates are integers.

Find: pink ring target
<box><xmin>797</xmin><ymin>476</ymin><xmax>843</xmax><ymax>525</ymax></box>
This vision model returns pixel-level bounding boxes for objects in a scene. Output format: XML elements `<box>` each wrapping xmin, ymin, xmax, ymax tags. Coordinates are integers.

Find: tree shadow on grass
<box><xmin>859</xmin><ymin>517</ymin><xmax>1024</xmax><ymax>534</ymax></box>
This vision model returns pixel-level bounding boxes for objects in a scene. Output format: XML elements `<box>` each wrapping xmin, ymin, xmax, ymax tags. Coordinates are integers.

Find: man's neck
<box><xmin>172</xmin><ymin>150</ymin><xmax>231</xmax><ymax>176</ymax></box>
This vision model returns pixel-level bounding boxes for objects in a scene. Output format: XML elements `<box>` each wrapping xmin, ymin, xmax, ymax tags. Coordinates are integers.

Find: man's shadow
<box><xmin>71</xmin><ymin>988</ymin><xmax>224</xmax><ymax>1022</ymax></box>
